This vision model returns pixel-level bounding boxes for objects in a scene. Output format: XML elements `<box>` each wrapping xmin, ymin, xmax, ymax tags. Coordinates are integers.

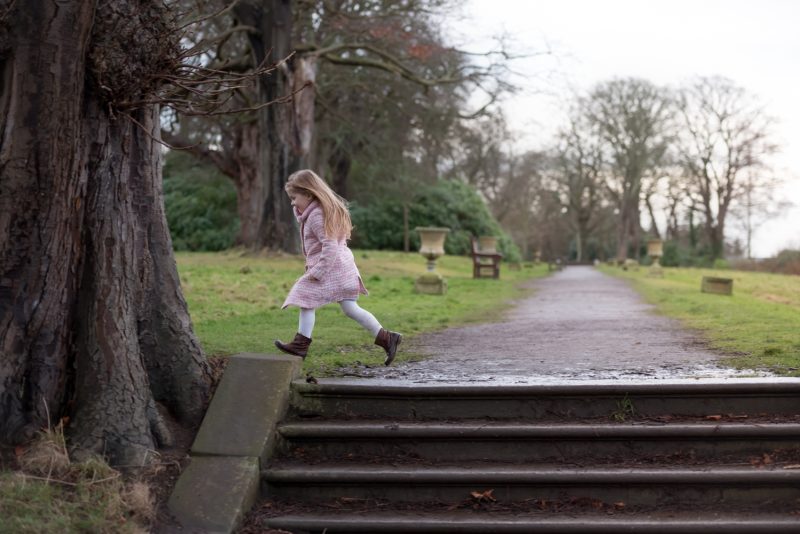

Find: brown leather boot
<box><xmin>375</xmin><ymin>328</ymin><xmax>402</xmax><ymax>366</ymax></box>
<box><xmin>274</xmin><ymin>333</ymin><xmax>312</xmax><ymax>358</ymax></box>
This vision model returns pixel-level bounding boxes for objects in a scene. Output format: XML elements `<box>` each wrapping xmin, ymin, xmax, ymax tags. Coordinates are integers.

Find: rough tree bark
<box><xmin>234</xmin><ymin>0</ymin><xmax>319</xmax><ymax>253</ymax></box>
<box><xmin>0</xmin><ymin>1</ymin><xmax>211</xmax><ymax>466</ymax></box>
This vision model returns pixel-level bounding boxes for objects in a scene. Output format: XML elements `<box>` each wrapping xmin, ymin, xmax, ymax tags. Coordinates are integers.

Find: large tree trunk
<box><xmin>329</xmin><ymin>146</ymin><xmax>353</xmax><ymax>198</ymax></box>
<box><xmin>235</xmin><ymin>0</ymin><xmax>310</xmax><ymax>253</ymax></box>
<box><xmin>1</xmin><ymin>0</ymin><xmax>211</xmax><ymax>466</ymax></box>
<box><xmin>615</xmin><ymin>204</ymin><xmax>631</xmax><ymax>261</ymax></box>
<box><xmin>231</xmin><ymin>121</ymin><xmax>265</xmax><ymax>247</ymax></box>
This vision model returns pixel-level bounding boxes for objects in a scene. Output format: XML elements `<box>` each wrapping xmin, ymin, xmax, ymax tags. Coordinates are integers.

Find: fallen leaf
<box><xmin>705</xmin><ymin>415</ymin><xmax>723</xmax><ymax>421</ymax></box>
<box><xmin>763</xmin><ymin>453</ymin><xmax>773</xmax><ymax>465</ymax></box>
<box><xmin>783</xmin><ymin>464</ymin><xmax>800</xmax><ymax>470</ymax></box>
<box><xmin>470</xmin><ymin>489</ymin><xmax>496</xmax><ymax>502</ymax></box>
<box><xmin>614</xmin><ymin>501</ymin><xmax>626</xmax><ymax>509</ymax></box>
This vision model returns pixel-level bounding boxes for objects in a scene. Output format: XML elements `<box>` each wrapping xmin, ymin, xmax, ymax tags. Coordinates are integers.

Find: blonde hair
<box><xmin>286</xmin><ymin>169</ymin><xmax>352</xmax><ymax>240</ymax></box>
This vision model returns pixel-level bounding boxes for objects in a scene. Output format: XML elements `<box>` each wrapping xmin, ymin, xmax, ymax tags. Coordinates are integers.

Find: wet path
<box><xmin>340</xmin><ymin>266</ymin><xmax>767</xmax><ymax>383</ymax></box>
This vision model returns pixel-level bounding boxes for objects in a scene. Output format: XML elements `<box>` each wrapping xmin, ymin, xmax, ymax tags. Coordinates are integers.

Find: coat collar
<box><xmin>296</xmin><ymin>200</ymin><xmax>320</xmax><ymax>223</ymax></box>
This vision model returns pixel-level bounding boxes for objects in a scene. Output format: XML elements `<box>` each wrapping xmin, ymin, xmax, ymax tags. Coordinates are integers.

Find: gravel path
<box><xmin>339</xmin><ymin>266</ymin><xmax>768</xmax><ymax>383</ymax></box>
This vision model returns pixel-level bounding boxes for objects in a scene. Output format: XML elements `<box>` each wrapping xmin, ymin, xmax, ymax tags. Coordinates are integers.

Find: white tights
<box><xmin>298</xmin><ymin>300</ymin><xmax>382</xmax><ymax>338</ymax></box>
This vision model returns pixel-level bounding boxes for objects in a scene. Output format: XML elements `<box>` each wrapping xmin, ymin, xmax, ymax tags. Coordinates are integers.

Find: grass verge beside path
<box><xmin>178</xmin><ymin>250</ymin><xmax>548</xmax><ymax>375</ymax></box>
<box><xmin>600</xmin><ymin>265</ymin><xmax>800</xmax><ymax>375</ymax></box>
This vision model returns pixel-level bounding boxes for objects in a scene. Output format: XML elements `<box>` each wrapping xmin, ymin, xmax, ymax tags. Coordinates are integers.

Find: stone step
<box><xmin>290</xmin><ymin>379</ymin><xmax>800</xmax><ymax>420</ymax></box>
<box><xmin>277</xmin><ymin>420</ymin><xmax>800</xmax><ymax>462</ymax></box>
<box><xmin>262</xmin><ymin>464</ymin><xmax>800</xmax><ymax>505</ymax></box>
<box><xmin>263</xmin><ymin>512</ymin><xmax>800</xmax><ymax>533</ymax></box>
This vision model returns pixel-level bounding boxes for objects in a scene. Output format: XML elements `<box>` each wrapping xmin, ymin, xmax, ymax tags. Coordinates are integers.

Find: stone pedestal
<box><xmin>647</xmin><ymin>240</ymin><xmax>664</xmax><ymax>277</ymax></box>
<box><xmin>415</xmin><ymin>272</ymin><xmax>447</xmax><ymax>295</ymax></box>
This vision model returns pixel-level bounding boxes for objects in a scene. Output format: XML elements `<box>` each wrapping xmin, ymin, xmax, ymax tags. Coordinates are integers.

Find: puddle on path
<box><xmin>332</xmin><ymin>362</ymin><xmax>776</xmax><ymax>385</ymax></box>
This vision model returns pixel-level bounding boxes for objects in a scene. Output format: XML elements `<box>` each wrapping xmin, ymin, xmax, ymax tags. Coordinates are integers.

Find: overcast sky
<box><xmin>455</xmin><ymin>0</ymin><xmax>799</xmax><ymax>257</ymax></box>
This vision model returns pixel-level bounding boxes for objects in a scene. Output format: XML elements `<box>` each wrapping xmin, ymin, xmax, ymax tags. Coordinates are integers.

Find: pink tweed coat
<box><xmin>282</xmin><ymin>201</ymin><xmax>368</xmax><ymax>309</ymax></box>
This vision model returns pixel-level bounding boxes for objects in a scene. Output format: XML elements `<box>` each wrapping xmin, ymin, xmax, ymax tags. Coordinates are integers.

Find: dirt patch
<box><xmin>757</xmin><ymin>292</ymin><xmax>795</xmax><ymax>306</ymax></box>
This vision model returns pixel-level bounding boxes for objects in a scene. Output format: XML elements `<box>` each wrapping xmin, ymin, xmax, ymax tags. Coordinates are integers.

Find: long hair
<box><xmin>285</xmin><ymin>170</ymin><xmax>352</xmax><ymax>240</ymax></box>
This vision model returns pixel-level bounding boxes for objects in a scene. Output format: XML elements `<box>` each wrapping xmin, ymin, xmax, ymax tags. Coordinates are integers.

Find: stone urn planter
<box><xmin>415</xmin><ymin>227</ymin><xmax>449</xmax><ymax>295</ymax></box>
<box><xmin>647</xmin><ymin>239</ymin><xmax>664</xmax><ymax>277</ymax></box>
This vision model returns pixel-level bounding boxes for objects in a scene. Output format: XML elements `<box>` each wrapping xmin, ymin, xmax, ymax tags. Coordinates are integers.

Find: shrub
<box><xmin>350</xmin><ymin>180</ymin><xmax>521</xmax><ymax>262</ymax></box>
<box><xmin>712</xmin><ymin>258</ymin><xmax>730</xmax><ymax>270</ymax></box>
<box><xmin>731</xmin><ymin>249</ymin><xmax>800</xmax><ymax>276</ymax></box>
<box><xmin>163</xmin><ymin>151</ymin><xmax>239</xmax><ymax>251</ymax></box>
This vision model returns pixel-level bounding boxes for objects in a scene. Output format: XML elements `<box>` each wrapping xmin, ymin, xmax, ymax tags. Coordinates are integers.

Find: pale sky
<box><xmin>456</xmin><ymin>0</ymin><xmax>799</xmax><ymax>257</ymax></box>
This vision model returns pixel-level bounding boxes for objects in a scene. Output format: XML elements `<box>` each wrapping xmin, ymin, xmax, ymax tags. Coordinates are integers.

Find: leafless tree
<box><xmin>553</xmin><ymin>110</ymin><xmax>605</xmax><ymax>262</ymax></box>
<box><xmin>677</xmin><ymin>76</ymin><xmax>778</xmax><ymax>260</ymax></box>
<box><xmin>731</xmin><ymin>170</ymin><xmax>790</xmax><ymax>259</ymax></box>
<box><xmin>584</xmin><ymin>78</ymin><xmax>673</xmax><ymax>260</ymax></box>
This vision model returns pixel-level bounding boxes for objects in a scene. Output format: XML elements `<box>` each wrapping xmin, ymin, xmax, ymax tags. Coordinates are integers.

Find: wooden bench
<box><xmin>471</xmin><ymin>236</ymin><xmax>502</xmax><ymax>279</ymax></box>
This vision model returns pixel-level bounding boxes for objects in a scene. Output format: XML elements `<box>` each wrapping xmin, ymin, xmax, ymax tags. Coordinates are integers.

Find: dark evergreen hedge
<box><xmin>350</xmin><ymin>180</ymin><xmax>521</xmax><ymax>262</ymax></box>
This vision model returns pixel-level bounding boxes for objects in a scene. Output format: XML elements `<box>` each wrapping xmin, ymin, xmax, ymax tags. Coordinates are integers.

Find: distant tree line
<box><xmin>163</xmin><ymin>2</ymin><xmax>783</xmax><ymax>266</ymax></box>
<box><xmin>445</xmin><ymin>76</ymin><xmax>783</xmax><ymax>264</ymax></box>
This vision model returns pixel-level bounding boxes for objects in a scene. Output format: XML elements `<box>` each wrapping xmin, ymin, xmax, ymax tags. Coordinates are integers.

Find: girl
<box><xmin>274</xmin><ymin>169</ymin><xmax>402</xmax><ymax>365</ymax></box>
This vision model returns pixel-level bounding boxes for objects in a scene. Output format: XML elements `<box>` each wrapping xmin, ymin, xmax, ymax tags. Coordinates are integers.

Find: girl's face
<box><xmin>289</xmin><ymin>191</ymin><xmax>313</xmax><ymax>213</ymax></box>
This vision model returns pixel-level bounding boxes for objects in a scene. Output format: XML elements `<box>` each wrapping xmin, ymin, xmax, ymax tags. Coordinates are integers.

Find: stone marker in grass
<box><xmin>701</xmin><ymin>276</ymin><xmax>733</xmax><ymax>296</ymax></box>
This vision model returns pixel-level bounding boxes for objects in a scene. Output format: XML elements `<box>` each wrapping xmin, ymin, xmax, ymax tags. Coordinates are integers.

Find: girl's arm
<box><xmin>306</xmin><ymin>211</ymin><xmax>339</xmax><ymax>280</ymax></box>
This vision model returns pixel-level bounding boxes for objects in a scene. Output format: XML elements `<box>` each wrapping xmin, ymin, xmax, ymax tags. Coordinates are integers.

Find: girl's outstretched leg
<box><xmin>339</xmin><ymin>300</ymin><xmax>402</xmax><ymax>365</ymax></box>
<box><xmin>275</xmin><ymin>308</ymin><xmax>314</xmax><ymax>358</ymax></box>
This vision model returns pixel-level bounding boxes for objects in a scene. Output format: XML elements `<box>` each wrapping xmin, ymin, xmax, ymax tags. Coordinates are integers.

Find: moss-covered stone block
<box><xmin>701</xmin><ymin>276</ymin><xmax>733</xmax><ymax>295</ymax></box>
<box><xmin>168</xmin><ymin>455</ymin><xmax>259</xmax><ymax>533</ymax></box>
<box><xmin>192</xmin><ymin>353</ymin><xmax>301</xmax><ymax>462</ymax></box>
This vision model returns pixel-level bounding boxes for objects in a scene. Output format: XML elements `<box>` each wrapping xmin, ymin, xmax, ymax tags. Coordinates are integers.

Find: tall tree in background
<box><xmin>0</xmin><ymin>1</ymin><xmax>220</xmax><ymax>465</ymax></box>
<box><xmin>553</xmin><ymin>111</ymin><xmax>605</xmax><ymax>262</ymax></box>
<box><xmin>677</xmin><ymin>76</ymin><xmax>778</xmax><ymax>260</ymax></box>
<box><xmin>733</xmin><ymin>170</ymin><xmax>789</xmax><ymax>259</ymax></box>
<box><xmin>585</xmin><ymin>78</ymin><xmax>672</xmax><ymax>260</ymax></box>
<box><xmin>444</xmin><ymin>113</ymin><xmax>551</xmax><ymax>260</ymax></box>
<box><xmin>164</xmin><ymin>0</ymin><xmax>512</xmax><ymax>251</ymax></box>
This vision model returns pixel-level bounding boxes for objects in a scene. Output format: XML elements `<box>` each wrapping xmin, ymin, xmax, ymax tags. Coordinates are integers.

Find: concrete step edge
<box><xmin>278</xmin><ymin>421</ymin><xmax>800</xmax><ymax>439</ymax></box>
<box><xmin>265</xmin><ymin>513</ymin><xmax>800</xmax><ymax>533</ymax></box>
<box><xmin>292</xmin><ymin>378</ymin><xmax>800</xmax><ymax>398</ymax></box>
<box><xmin>263</xmin><ymin>465</ymin><xmax>800</xmax><ymax>485</ymax></box>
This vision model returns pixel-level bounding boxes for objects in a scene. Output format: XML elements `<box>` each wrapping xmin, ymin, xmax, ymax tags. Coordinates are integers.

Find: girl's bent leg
<box><xmin>340</xmin><ymin>299</ymin><xmax>402</xmax><ymax>366</ymax></box>
<box><xmin>339</xmin><ymin>300</ymin><xmax>381</xmax><ymax>336</ymax></box>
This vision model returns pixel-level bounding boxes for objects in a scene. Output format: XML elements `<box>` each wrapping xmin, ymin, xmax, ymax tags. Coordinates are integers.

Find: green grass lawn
<box><xmin>600</xmin><ymin>264</ymin><xmax>800</xmax><ymax>375</ymax></box>
<box><xmin>178</xmin><ymin>249</ymin><xmax>548</xmax><ymax>375</ymax></box>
